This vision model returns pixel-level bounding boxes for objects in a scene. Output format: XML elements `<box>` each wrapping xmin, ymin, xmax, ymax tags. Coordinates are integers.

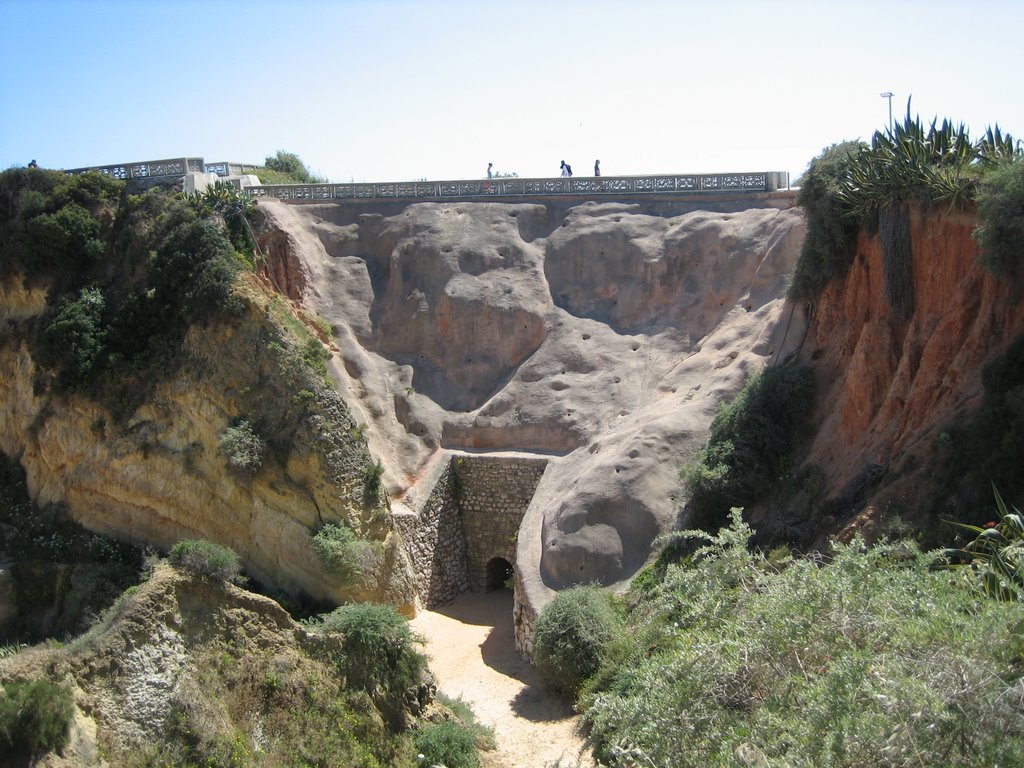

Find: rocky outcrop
<box><xmin>0</xmin><ymin>275</ymin><xmax>417</xmax><ymax>610</ymax></box>
<box><xmin>256</xmin><ymin>197</ymin><xmax>806</xmax><ymax>626</ymax></box>
<box><xmin>797</xmin><ymin>203</ymin><xmax>1024</xmax><ymax>533</ymax></box>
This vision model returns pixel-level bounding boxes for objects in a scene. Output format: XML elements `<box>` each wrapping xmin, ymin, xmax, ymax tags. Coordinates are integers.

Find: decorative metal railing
<box><xmin>66</xmin><ymin>157</ymin><xmax>206</xmax><ymax>180</ymax></box>
<box><xmin>205</xmin><ymin>161</ymin><xmax>263</xmax><ymax>177</ymax></box>
<box><xmin>246</xmin><ymin>171</ymin><xmax>790</xmax><ymax>202</ymax></box>
<box><xmin>63</xmin><ymin>160</ymin><xmax>790</xmax><ymax>201</ymax></box>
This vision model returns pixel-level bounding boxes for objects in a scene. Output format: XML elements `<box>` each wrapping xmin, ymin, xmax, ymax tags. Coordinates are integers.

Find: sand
<box><xmin>410</xmin><ymin>590</ymin><xmax>594</xmax><ymax>768</ymax></box>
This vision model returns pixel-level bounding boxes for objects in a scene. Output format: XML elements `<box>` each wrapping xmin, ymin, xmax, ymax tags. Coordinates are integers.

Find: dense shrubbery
<box><xmin>311</xmin><ymin>603</ymin><xmax>425</xmax><ymax>697</ymax></box>
<box><xmin>791</xmin><ymin>112</ymin><xmax>1023</xmax><ymax>301</ymax></box>
<box><xmin>533</xmin><ymin>584</ymin><xmax>624</xmax><ymax>698</ymax></box>
<box><xmin>0</xmin><ymin>679</ymin><xmax>74</xmax><ymax>762</ymax></box>
<box><xmin>261</xmin><ymin>150</ymin><xmax>325</xmax><ymax>184</ymax></box>
<box><xmin>974</xmin><ymin>156</ymin><xmax>1024</xmax><ymax>277</ymax></box>
<box><xmin>218</xmin><ymin>418</ymin><xmax>265</xmax><ymax>472</ymax></box>
<box><xmin>577</xmin><ymin>510</ymin><xmax>1024</xmax><ymax>767</ymax></box>
<box><xmin>169</xmin><ymin>539</ymin><xmax>242</xmax><ymax>583</ymax></box>
<box><xmin>312</xmin><ymin>522</ymin><xmax>369</xmax><ymax>583</ymax></box>
<box><xmin>789</xmin><ymin>141</ymin><xmax>863</xmax><ymax>300</ymax></box>
<box><xmin>415</xmin><ymin>719</ymin><xmax>480</xmax><ymax>768</ymax></box>
<box><xmin>683</xmin><ymin>365</ymin><xmax>814</xmax><ymax>528</ymax></box>
<box><xmin>0</xmin><ymin>168</ymin><xmax>246</xmax><ymax>411</ymax></box>
<box><xmin>43</xmin><ymin>285</ymin><xmax>107</xmax><ymax>386</ymax></box>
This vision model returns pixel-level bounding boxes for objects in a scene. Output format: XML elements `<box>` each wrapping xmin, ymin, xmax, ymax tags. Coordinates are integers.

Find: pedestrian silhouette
<box><xmin>594</xmin><ymin>159</ymin><xmax>601</xmax><ymax>176</ymax></box>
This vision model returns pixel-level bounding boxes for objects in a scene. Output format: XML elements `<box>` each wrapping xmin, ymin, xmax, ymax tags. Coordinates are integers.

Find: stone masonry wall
<box><xmin>391</xmin><ymin>463</ymin><xmax>469</xmax><ymax>608</ymax></box>
<box><xmin>456</xmin><ymin>456</ymin><xmax>549</xmax><ymax>592</ymax></box>
<box><xmin>393</xmin><ymin>454</ymin><xmax>549</xmax><ymax>613</ymax></box>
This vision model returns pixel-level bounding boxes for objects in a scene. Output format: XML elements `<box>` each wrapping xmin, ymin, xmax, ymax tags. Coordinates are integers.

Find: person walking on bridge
<box><xmin>487</xmin><ymin>162</ymin><xmax>493</xmax><ymax>179</ymax></box>
<box><xmin>560</xmin><ymin>160</ymin><xmax>572</xmax><ymax>177</ymax></box>
<box><xmin>594</xmin><ymin>159</ymin><xmax>600</xmax><ymax>177</ymax></box>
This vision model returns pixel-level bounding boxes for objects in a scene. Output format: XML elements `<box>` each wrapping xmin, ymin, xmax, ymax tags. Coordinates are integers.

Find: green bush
<box><xmin>26</xmin><ymin>202</ymin><xmax>106</xmax><ymax>267</ymax></box>
<box><xmin>218</xmin><ymin>419</ymin><xmax>265</xmax><ymax>472</ymax></box>
<box><xmin>363</xmin><ymin>460</ymin><xmax>385</xmax><ymax>503</ymax></box>
<box><xmin>683</xmin><ymin>365</ymin><xmax>814</xmax><ymax>527</ymax></box>
<box><xmin>169</xmin><ymin>539</ymin><xmax>242</xmax><ymax>583</ymax></box>
<box><xmin>579</xmin><ymin>512</ymin><xmax>1024</xmax><ymax>767</ymax></box>
<box><xmin>0</xmin><ymin>679</ymin><xmax>74</xmax><ymax>761</ymax></box>
<box><xmin>312</xmin><ymin>603</ymin><xmax>425</xmax><ymax>696</ymax></box>
<box><xmin>312</xmin><ymin>523</ymin><xmax>364</xmax><ymax>582</ymax></box>
<box><xmin>533</xmin><ymin>584</ymin><xmax>624</xmax><ymax>698</ymax></box>
<box><xmin>44</xmin><ymin>285</ymin><xmax>107</xmax><ymax>386</ymax></box>
<box><xmin>151</xmin><ymin>218</ymin><xmax>241</xmax><ymax>323</ymax></box>
<box><xmin>974</xmin><ymin>157</ymin><xmax>1024</xmax><ymax>277</ymax></box>
<box><xmin>263</xmin><ymin>150</ymin><xmax>324</xmax><ymax>183</ymax></box>
<box><xmin>414</xmin><ymin>719</ymin><xmax>479</xmax><ymax>768</ymax></box>
<box><xmin>789</xmin><ymin>141</ymin><xmax>863</xmax><ymax>300</ymax></box>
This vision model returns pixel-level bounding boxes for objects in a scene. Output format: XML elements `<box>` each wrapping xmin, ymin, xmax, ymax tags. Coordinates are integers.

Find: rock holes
<box><xmin>628</xmin><ymin>449</ymin><xmax>640</xmax><ymax>459</ymax></box>
<box><xmin>582</xmin><ymin>333</ymin><xmax>591</xmax><ymax>340</ymax></box>
<box><xmin>631</xmin><ymin>343</ymin><xmax>639</xmax><ymax>352</ymax></box>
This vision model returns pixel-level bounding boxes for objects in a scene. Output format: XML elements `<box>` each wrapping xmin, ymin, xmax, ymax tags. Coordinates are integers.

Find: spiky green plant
<box><xmin>943</xmin><ymin>487</ymin><xmax>1024</xmax><ymax>601</ymax></box>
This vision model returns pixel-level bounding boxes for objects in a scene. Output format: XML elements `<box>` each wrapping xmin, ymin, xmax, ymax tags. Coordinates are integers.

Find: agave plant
<box><xmin>977</xmin><ymin>125</ymin><xmax>1024</xmax><ymax>167</ymax></box>
<box><xmin>834</xmin><ymin>102</ymin><xmax>981</xmax><ymax>221</ymax></box>
<box><xmin>943</xmin><ymin>486</ymin><xmax>1024</xmax><ymax>601</ymax></box>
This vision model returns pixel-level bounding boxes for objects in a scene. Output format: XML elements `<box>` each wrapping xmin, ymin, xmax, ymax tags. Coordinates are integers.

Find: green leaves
<box><xmin>943</xmin><ymin>486</ymin><xmax>1024</xmax><ymax>601</ymax></box>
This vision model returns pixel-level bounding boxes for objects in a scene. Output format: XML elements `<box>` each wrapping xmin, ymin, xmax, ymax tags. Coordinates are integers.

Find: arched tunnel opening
<box><xmin>485</xmin><ymin>557</ymin><xmax>515</xmax><ymax>592</ymax></box>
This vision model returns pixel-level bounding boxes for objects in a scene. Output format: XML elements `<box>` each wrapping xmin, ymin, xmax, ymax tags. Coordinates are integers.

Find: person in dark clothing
<box><xmin>594</xmin><ymin>159</ymin><xmax>601</xmax><ymax>176</ymax></box>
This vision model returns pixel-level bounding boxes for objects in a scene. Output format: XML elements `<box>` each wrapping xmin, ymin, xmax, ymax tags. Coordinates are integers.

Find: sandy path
<box><xmin>410</xmin><ymin>590</ymin><xmax>594</xmax><ymax>768</ymax></box>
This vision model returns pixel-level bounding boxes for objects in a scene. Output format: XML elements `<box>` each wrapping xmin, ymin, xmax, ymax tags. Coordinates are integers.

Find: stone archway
<box><xmin>485</xmin><ymin>557</ymin><xmax>514</xmax><ymax>592</ymax></box>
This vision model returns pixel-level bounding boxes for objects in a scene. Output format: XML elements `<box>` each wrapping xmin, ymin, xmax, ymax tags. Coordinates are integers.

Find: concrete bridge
<box><xmin>66</xmin><ymin>155</ymin><xmax>791</xmax><ymax>203</ymax></box>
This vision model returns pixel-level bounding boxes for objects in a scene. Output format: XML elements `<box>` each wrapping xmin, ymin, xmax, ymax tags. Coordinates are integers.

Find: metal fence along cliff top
<box><xmin>246</xmin><ymin>171</ymin><xmax>790</xmax><ymax>201</ymax></box>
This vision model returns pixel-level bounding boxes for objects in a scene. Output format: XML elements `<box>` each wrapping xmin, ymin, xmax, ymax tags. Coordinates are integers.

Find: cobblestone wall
<box><xmin>392</xmin><ymin>463</ymin><xmax>468</xmax><ymax>608</ymax></box>
<box><xmin>456</xmin><ymin>456</ymin><xmax>549</xmax><ymax>592</ymax></box>
<box><xmin>393</xmin><ymin>455</ymin><xmax>549</xmax><ymax>612</ymax></box>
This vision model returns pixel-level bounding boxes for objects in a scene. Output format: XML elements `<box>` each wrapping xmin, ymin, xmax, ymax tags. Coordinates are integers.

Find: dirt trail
<box><xmin>410</xmin><ymin>590</ymin><xmax>594</xmax><ymax>768</ymax></box>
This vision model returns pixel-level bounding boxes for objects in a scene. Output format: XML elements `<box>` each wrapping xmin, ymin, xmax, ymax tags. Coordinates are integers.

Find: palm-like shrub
<box><xmin>944</xmin><ymin>488</ymin><xmax>1024</xmax><ymax>601</ymax></box>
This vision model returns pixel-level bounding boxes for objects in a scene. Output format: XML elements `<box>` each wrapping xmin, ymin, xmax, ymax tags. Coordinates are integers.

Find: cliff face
<box><xmin>255</xmin><ymin>197</ymin><xmax>807</xmax><ymax>610</ymax></box>
<box><xmin>798</xmin><ymin>203</ymin><xmax>1024</xmax><ymax>532</ymax></box>
<box><xmin>0</xmin><ymin>275</ymin><xmax>416</xmax><ymax>610</ymax></box>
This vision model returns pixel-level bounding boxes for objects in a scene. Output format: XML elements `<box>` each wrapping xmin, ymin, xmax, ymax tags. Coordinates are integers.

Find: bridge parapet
<box><xmin>247</xmin><ymin>171</ymin><xmax>790</xmax><ymax>202</ymax></box>
<box><xmin>66</xmin><ymin>157</ymin><xmax>206</xmax><ymax>180</ymax></box>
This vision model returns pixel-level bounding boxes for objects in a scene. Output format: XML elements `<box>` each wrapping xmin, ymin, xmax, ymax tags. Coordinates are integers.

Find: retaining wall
<box><xmin>393</xmin><ymin>454</ymin><xmax>549</xmax><ymax>613</ymax></box>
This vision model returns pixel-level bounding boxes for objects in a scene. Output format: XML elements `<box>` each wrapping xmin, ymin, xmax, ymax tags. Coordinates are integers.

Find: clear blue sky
<box><xmin>2</xmin><ymin>0</ymin><xmax>1022</xmax><ymax>183</ymax></box>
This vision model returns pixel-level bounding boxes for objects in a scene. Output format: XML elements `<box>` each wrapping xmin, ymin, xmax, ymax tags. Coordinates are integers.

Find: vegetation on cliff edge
<box><xmin>565</xmin><ymin>511</ymin><xmax>1024</xmax><ymax>767</ymax></box>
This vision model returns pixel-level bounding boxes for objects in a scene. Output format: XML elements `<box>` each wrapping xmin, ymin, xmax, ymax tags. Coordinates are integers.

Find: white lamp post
<box><xmin>880</xmin><ymin>92</ymin><xmax>894</xmax><ymax>133</ymax></box>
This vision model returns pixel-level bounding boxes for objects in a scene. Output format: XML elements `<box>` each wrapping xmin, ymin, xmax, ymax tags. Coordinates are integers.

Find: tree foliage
<box><xmin>263</xmin><ymin>150</ymin><xmax>323</xmax><ymax>183</ymax></box>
